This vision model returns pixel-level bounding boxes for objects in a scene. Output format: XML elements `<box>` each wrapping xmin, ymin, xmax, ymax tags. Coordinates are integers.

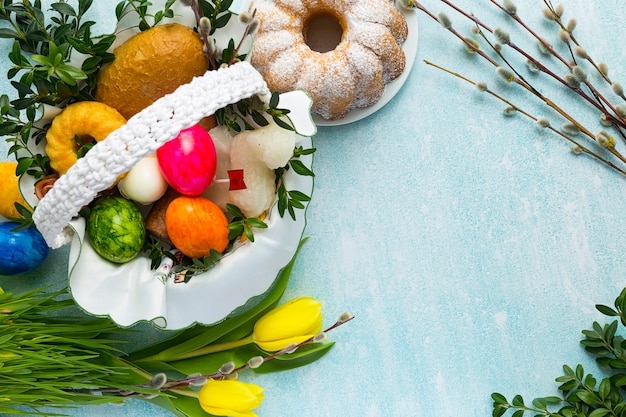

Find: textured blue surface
<box><xmin>2</xmin><ymin>0</ymin><xmax>626</xmax><ymax>416</ymax></box>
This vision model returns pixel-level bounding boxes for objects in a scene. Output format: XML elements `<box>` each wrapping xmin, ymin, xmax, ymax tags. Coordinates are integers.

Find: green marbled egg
<box><xmin>87</xmin><ymin>196</ymin><xmax>146</xmax><ymax>263</ymax></box>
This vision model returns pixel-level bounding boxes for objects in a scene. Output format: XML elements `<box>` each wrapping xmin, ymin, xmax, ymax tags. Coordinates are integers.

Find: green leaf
<box><xmin>596</xmin><ymin>304</ymin><xmax>618</xmax><ymax>316</ymax></box>
<box><xmin>290</xmin><ymin>159</ymin><xmax>315</xmax><ymax>176</ymax></box>
<box><xmin>511</xmin><ymin>410</ymin><xmax>525</xmax><ymax>417</ymax></box>
<box><xmin>598</xmin><ymin>378</ymin><xmax>611</xmax><ymax>400</ymax></box>
<box><xmin>491</xmin><ymin>393</ymin><xmax>508</xmax><ymax>405</ymax></box>
<box><xmin>15</xmin><ymin>157</ymin><xmax>33</xmax><ymax>176</ymax></box>
<box><xmin>576</xmin><ymin>390</ymin><xmax>601</xmax><ymax>406</ymax></box>
<box><xmin>588</xmin><ymin>408</ymin><xmax>610</xmax><ymax>417</ymax></box>
<box><xmin>0</xmin><ymin>27</ymin><xmax>18</xmax><ymax>39</ymax></box>
<box><xmin>511</xmin><ymin>394</ymin><xmax>524</xmax><ymax>407</ymax></box>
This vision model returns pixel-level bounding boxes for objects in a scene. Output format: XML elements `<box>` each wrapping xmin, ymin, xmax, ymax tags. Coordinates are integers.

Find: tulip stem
<box><xmin>140</xmin><ymin>335</ymin><xmax>255</xmax><ymax>363</ymax></box>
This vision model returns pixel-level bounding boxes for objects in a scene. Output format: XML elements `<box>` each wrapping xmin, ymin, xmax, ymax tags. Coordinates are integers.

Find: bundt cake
<box><xmin>248</xmin><ymin>0</ymin><xmax>408</xmax><ymax>120</ymax></box>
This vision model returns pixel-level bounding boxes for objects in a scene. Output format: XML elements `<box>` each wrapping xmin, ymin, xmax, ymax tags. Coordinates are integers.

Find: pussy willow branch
<box><xmin>417</xmin><ymin>0</ymin><xmax>626</xmax><ymax>167</ymax></box>
<box><xmin>89</xmin><ymin>315</ymin><xmax>355</xmax><ymax>397</ymax></box>
<box><xmin>415</xmin><ymin>2</ymin><xmax>592</xmax><ymax>137</ymax></box>
<box><xmin>436</xmin><ymin>0</ymin><xmax>626</xmax><ymax>130</ymax></box>
<box><xmin>424</xmin><ymin>60</ymin><xmax>626</xmax><ymax>176</ymax></box>
<box><xmin>488</xmin><ymin>0</ymin><xmax>626</xmax><ymax>129</ymax></box>
<box><xmin>542</xmin><ymin>0</ymin><xmax>614</xmax><ymax>87</ymax></box>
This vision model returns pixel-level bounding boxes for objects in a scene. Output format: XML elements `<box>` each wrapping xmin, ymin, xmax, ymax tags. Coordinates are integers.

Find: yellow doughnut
<box><xmin>45</xmin><ymin>101</ymin><xmax>126</xmax><ymax>175</ymax></box>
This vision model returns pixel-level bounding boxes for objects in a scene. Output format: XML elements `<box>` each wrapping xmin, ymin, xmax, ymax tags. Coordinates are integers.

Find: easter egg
<box><xmin>87</xmin><ymin>196</ymin><xmax>146</xmax><ymax>264</ymax></box>
<box><xmin>0</xmin><ymin>222</ymin><xmax>49</xmax><ymax>276</ymax></box>
<box><xmin>118</xmin><ymin>154</ymin><xmax>168</xmax><ymax>204</ymax></box>
<box><xmin>0</xmin><ymin>161</ymin><xmax>29</xmax><ymax>218</ymax></box>
<box><xmin>165</xmin><ymin>196</ymin><xmax>229</xmax><ymax>258</ymax></box>
<box><xmin>157</xmin><ymin>124</ymin><xmax>217</xmax><ymax>196</ymax></box>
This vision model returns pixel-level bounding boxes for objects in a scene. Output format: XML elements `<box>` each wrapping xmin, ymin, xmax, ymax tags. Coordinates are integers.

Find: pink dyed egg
<box><xmin>157</xmin><ymin>124</ymin><xmax>217</xmax><ymax>196</ymax></box>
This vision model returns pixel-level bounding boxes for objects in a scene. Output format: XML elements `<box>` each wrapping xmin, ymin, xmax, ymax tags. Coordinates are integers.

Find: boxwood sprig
<box><xmin>226</xmin><ymin>203</ymin><xmax>267</xmax><ymax>243</ymax></box>
<box><xmin>492</xmin><ymin>286</ymin><xmax>626</xmax><ymax>417</ymax></box>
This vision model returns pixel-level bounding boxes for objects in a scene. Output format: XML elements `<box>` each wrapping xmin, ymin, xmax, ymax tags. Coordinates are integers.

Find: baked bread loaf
<box><xmin>249</xmin><ymin>0</ymin><xmax>408</xmax><ymax>120</ymax></box>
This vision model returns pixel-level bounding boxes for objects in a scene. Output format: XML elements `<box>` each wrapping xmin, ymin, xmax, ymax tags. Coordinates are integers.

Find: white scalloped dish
<box><xmin>68</xmin><ymin>119</ymin><xmax>313</xmax><ymax>330</ymax></box>
<box><xmin>17</xmin><ymin>4</ymin><xmax>317</xmax><ymax>330</ymax></box>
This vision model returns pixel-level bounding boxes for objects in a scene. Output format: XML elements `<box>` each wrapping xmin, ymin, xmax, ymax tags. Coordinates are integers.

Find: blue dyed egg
<box><xmin>0</xmin><ymin>222</ymin><xmax>49</xmax><ymax>276</ymax></box>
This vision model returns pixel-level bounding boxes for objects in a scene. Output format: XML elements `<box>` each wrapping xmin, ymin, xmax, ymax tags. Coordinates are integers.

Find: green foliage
<box><xmin>226</xmin><ymin>203</ymin><xmax>268</xmax><ymax>242</ymax></box>
<box><xmin>115</xmin><ymin>0</ymin><xmax>176</xmax><ymax>32</ymax></box>
<box><xmin>216</xmin><ymin>92</ymin><xmax>294</xmax><ymax>133</ymax></box>
<box><xmin>0</xmin><ymin>0</ymin><xmax>113</xmax><ymax>177</ymax></box>
<box><xmin>275</xmin><ymin>145</ymin><xmax>316</xmax><ymax>220</ymax></box>
<box><xmin>0</xmin><ymin>287</ymin><xmax>153</xmax><ymax>414</ymax></box>
<box><xmin>492</xmin><ymin>288</ymin><xmax>626</xmax><ymax>416</ymax></box>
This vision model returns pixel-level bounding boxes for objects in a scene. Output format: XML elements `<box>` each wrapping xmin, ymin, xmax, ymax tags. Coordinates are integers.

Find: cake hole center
<box><xmin>304</xmin><ymin>13</ymin><xmax>343</xmax><ymax>53</ymax></box>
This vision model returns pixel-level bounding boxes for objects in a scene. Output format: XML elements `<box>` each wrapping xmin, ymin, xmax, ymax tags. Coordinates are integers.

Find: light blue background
<box><xmin>2</xmin><ymin>0</ymin><xmax>626</xmax><ymax>416</ymax></box>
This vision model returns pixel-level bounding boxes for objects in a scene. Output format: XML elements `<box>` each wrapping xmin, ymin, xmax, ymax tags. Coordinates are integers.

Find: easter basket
<box><xmin>12</xmin><ymin>2</ymin><xmax>317</xmax><ymax>330</ymax></box>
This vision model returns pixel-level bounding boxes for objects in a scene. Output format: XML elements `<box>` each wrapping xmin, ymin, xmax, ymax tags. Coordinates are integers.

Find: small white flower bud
<box><xmin>542</xmin><ymin>8</ymin><xmax>555</xmax><ymax>20</ymax></box>
<box><xmin>219</xmin><ymin>361</ymin><xmax>236</xmax><ymax>375</ymax></box>
<box><xmin>599</xmin><ymin>113</ymin><xmax>612</xmax><ymax>126</ymax></box>
<box><xmin>612</xmin><ymin>82</ymin><xmax>624</xmax><ymax>96</ymax></box>
<box><xmin>149</xmin><ymin>373</ymin><xmax>168</xmax><ymax>390</ymax></box>
<box><xmin>338</xmin><ymin>312</ymin><xmax>354</xmax><ymax>323</ymax></box>
<box><xmin>188</xmin><ymin>374</ymin><xmax>208</xmax><ymax>387</ymax></box>
<box><xmin>555</xmin><ymin>3</ymin><xmax>565</xmax><ymax>17</ymax></box>
<box><xmin>496</xmin><ymin>66</ymin><xmax>515</xmax><ymax>82</ymax></box>
<box><xmin>503</xmin><ymin>0</ymin><xmax>517</xmax><ymax>15</ymax></box>
<box><xmin>567</xmin><ymin>18</ymin><xmax>577</xmax><ymax>32</ymax></box>
<box><xmin>247</xmin><ymin>18</ymin><xmax>260</xmax><ymax>36</ymax></box>
<box><xmin>437</xmin><ymin>12</ymin><xmax>452</xmax><ymax>29</ymax></box>
<box><xmin>247</xmin><ymin>356</ymin><xmax>265</xmax><ymax>369</ymax></box>
<box><xmin>595</xmin><ymin>131</ymin><xmax>612</xmax><ymax>148</ymax></box>
<box><xmin>564</xmin><ymin>73</ymin><xmax>580</xmax><ymax>89</ymax></box>
<box><xmin>598</xmin><ymin>62</ymin><xmax>609</xmax><ymax>77</ymax></box>
<box><xmin>239</xmin><ymin>12</ymin><xmax>253</xmax><ymax>24</ymax></box>
<box><xmin>616</xmin><ymin>105</ymin><xmax>626</xmax><ymax>118</ymax></box>
<box><xmin>312</xmin><ymin>332</ymin><xmax>327</xmax><ymax>343</ymax></box>
<box><xmin>464</xmin><ymin>37</ymin><xmax>479</xmax><ymax>54</ymax></box>
<box><xmin>476</xmin><ymin>82</ymin><xmax>488</xmax><ymax>92</ymax></box>
<box><xmin>537</xmin><ymin>39</ymin><xmax>552</xmax><ymax>55</ymax></box>
<box><xmin>526</xmin><ymin>59</ymin><xmax>540</xmax><ymax>72</ymax></box>
<box><xmin>574</xmin><ymin>46</ymin><xmax>588</xmax><ymax>59</ymax></box>
<box><xmin>572</xmin><ymin>66</ymin><xmax>587</xmax><ymax>82</ymax></box>
<box><xmin>570</xmin><ymin>145</ymin><xmax>584</xmax><ymax>154</ymax></box>
<box><xmin>503</xmin><ymin>106</ymin><xmax>517</xmax><ymax>116</ymax></box>
<box><xmin>558</xmin><ymin>29</ymin><xmax>570</xmax><ymax>43</ymax></box>
<box><xmin>561</xmin><ymin>122</ymin><xmax>580</xmax><ymax>135</ymax></box>
<box><xmin>536</xmin><ymin>117</ymin><xmax>551</xmax><ymax>128</ymax></box>
<box><xmin>199</xmin><ymin>16</ymin><xmax>211</xmax><ymax>35</ymax></box>
<box><xmin>494</xmin><ymin>28</ymin><xmax>510</xmax><ymax>45</ymax></box>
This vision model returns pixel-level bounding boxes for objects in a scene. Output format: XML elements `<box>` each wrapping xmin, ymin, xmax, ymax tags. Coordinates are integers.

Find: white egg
<box><xmin>118</xmin><ymin>154</ymin><xmax>168</xmax><ymax>205</ymax></box>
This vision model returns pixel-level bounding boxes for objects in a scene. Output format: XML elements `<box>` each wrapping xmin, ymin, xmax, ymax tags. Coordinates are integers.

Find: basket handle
<box><xmin>33</xmin><ymin>61</ymin><xmax>270</xmax><ymax>249</ymax></box>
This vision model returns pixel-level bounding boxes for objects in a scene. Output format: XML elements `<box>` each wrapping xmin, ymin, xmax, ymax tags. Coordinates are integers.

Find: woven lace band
<box><xmin>33</xmin><ymin>61</ymin><xmax>270</xmax><ymax>249</ymax></box>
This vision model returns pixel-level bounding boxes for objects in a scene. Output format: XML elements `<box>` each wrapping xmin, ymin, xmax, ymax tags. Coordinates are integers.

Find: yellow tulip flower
<box><xmin>253</xmin><ymin>296</ymin><xmax>323</xmax><ymax>352</ymax></box>
<box><xmin>198</xmin><ymin>379</ymin><xmax>264</xmax><ymax>417</ymax></box>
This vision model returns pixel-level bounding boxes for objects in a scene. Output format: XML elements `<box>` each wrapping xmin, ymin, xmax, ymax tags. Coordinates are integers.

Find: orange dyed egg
<box><xmin>165</xmin><ymin>196</ymin><xmax>229</xmax><ymax>258</ymax></box>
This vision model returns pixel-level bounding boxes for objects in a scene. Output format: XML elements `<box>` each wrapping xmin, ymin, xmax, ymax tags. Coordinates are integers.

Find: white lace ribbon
<box><xmin>33</xmin><ymin>61</ymin><xmax>270</xmax><ymax>249</ymax></box>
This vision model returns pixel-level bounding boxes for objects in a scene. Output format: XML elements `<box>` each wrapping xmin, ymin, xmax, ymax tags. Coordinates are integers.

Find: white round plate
<box><xmin>314</xmin><ymin>7</ymin><xmax>419</xmax><ymax>126</ymax></box>
<box><xmin>238</xmin><ymin>0</ymin><xmax>418</xmax><ymax>126</ymax></box>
